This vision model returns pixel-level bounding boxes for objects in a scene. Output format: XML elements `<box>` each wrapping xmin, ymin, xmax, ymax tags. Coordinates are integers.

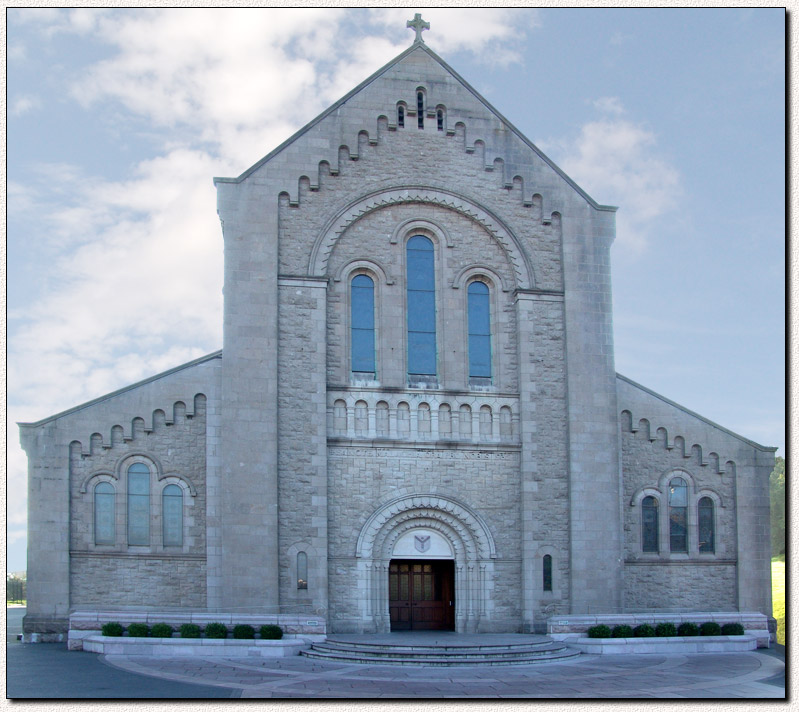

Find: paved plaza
<box><xmin>6</xmin><ymin>610</ymin><xmax>785</xmax><ymax>700</ymax></box>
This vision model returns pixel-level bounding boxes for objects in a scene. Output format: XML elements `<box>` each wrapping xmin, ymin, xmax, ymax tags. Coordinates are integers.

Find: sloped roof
<box><xmin>213</xmin><ymin>41</ymin><xmax>616</xmax><ymax>213</ymax></box>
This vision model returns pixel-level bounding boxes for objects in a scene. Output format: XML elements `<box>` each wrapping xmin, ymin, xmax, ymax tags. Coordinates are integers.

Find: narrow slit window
<box><xmin>406</xmin><ymin>236</ymin><xmax>436</xmax><ymax>376</ymax></box>
<box><xmin>698</xmin><ymin>497</ymin><xmax>715</xmax><ymax>553</ymax></box>
<box><xmin>162</xmin><ymin>484</ymin><xmax>183</xmax><ymax>547</ymax></box>
<box><xmin>297</xmin><ymin>551</ymin><xmax>308</xmax><ymax>589</ymax></box>
<box><xmin>669</xmin><ymin>478</ymin><xmax>688</xmax><ymax>553</ymax></box>
<box><xmin>398</xmin><ymin>105</ymin><xmax>405</xmax><ymax>128</ymax></box>
<box><xmin>543</xmin><ymin>554</ymin><xmax>553</xmax><ymax>592</ymax></box>
<box><xmin>127</xmin><ymin>463</ymin><xmax>150</xmax><ymax>546</ymax></box>
<box><xmin>468</xmin><ymin>281</ymin><xmax>491</xmax><ymax>378</ymax></box>
<box><xmin>417</xmin><ymin>91</ymin><xmax>424</xmax><ymax>128</ymax></box>
<box><xmin>351</xmin><ymin>274</ymin><xmax>375</xmax><ymax>376</ymax></box>
<box><xmin>641</xmin><ymin>496</ymin><xmax>659</xmax><ymax>552</ymax></box>
<box><xmin>437</xmin><ymin>109</ymin><xmax>444</xmax><ymax>131</ymax></box>
<box><xmin>94</xmin><ymin>482</ymin><xmax>115</xmax><ymax>545</ymax></box>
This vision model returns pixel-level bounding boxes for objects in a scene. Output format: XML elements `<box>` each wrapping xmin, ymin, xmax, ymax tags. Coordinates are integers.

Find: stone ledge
<box><xmin>81</xmin><ymin>635</ymin><xmax>314</xmax><ymax>658</ymax></box>
<box><xmin>565</xmin><ymin>635</ymin><xmax>758</xmax><ymax>655</ymax></box>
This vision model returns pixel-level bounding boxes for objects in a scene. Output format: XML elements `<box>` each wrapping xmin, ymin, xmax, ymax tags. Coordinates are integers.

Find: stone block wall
<box><xmin>68</xmin><ymin>394</ymin><xmax>208</xmax><ymax>608</ymax></box>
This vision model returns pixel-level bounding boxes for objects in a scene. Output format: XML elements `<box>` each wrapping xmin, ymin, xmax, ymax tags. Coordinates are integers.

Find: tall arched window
<box><xmin>297</xmin><ymin>551</ymin><xmax>308</xmax><ymax>590</ymax></box>
<box><xmin>543</xmin><ymin>554</ymin><xmax>553</xmax><ymax>592</ymax></box>
<box><xmin>641</xmin><ymin>496</ymin><xmax>659</xmax><ymax>553</ymax></box>
<box><xmin>162</xmin><ymin>484</ymin><xmax>183</xmax><ymax>547</ymax></box>
<box><xmin>397</xmin><ymin>105</ymin><xmax>405</xmax><ymax>128</ymax></box>
<box><xmin>406</xmin><ymin>236</ymin><xmax>436</xmax><ymax>376</ymax></box>
<box><xmin>94</xmin><ymin>482</ymin><xmax>115</xmax><ymax>545</ymax></box>
<box><xmin>417</xmin><ymin>91</ymin><xmax>425</xmax><ymax>128</ymax></box>
<box><xmin>127</xmin><ymin>463</ymin><xmax>150</xmax><ymax>546</ymax></box>
<box><xmin>698</xmin><ymin>497</ymin><xmax>715</xmax><ymax>553</ymax></box>
<box><xmin>468</xmin><ymin>281</ymin><xmax>491</xmax><ymax>379</ymax></box>
<box><xmin>669</xmin><ymin>478</ymin><xmax>688</xmax><ymax>552</ymax></box>
<box><xmin>351</xmin><ymin>275</ymin><xmax>376</xmax><ymax>377</ymax></box>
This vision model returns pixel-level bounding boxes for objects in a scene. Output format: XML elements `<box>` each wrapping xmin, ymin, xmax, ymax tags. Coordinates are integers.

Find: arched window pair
<box><xmin>349</xmin><ymin>236</ymin><xmax>492</xmax><ymax>382</ymax></box>
<box><xmin>93</xmin><ymin>462</ymin><xmax>183</xmax><ymax>547</ymax></box>
<box><xmin>641</xmin><ymin>477</ymin><xmax>715</xmax><ymax>554</ymax></box>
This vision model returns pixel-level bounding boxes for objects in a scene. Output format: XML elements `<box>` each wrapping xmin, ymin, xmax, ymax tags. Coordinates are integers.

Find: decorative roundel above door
<box><xmin>392</xmin><ymin>528</ymin><xmax>454</xmax><ymax>558</ymax></box>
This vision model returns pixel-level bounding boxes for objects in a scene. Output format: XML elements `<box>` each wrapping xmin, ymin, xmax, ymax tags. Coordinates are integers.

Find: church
<box><xmin>20</xmin><ymin>17</ymin><xmax>775</xmax><ymax>640</ymax></box>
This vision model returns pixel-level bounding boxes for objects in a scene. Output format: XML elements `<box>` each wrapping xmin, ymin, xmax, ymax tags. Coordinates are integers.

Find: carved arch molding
<box><xmin>308</xmin><ymin>187</ymin><xmax>537</xmax><ymax>289</ymax></box>
<box><xmin>354</xmin><ymin>493</ymin><xmax>497</xmax><ymax>633</ymax></box>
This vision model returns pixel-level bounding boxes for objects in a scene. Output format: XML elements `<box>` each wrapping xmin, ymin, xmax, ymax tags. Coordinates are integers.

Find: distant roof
<box><xmin>213</xmin><ymin>42</ymin><xmax>616</xmax><ymax>214</ymax></box>
<box><xmin>617</xmin><ymin>372</ymin><xmax>777</xmax><ymax>452</ymax></box>
<box><xmin>18</xmin><ymin>350</ymin><xmax>222</xmax><ymax>428</ymax></box>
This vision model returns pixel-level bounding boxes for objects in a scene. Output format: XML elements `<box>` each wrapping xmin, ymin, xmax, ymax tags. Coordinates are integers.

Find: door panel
<box><xmin>389</xmin><ymin>560</ymin><xmax>454</xmax><ymax>631</ymax></box>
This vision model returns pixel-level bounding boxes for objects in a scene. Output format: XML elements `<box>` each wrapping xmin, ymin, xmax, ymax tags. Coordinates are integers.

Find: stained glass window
<box><xmin>669</xmin><ymin>478</ymin><xmax>688</xmax><ymax>553</ymax></box>
<box><xmin>543</xmin><ymin>554</ymin><xmax>553</xmax><ymax>592</ymax></box>
<box><xmin>407</xmin><ymin>236</ymin><xmax>436</xmax><ymax>376</ymax></box>
<box><xmin>351</xmin><ymin>275</ymin><xmax>375</xmax><ymax>375</ymax></box>
<box><xmin>468</xmin><ymin>281</ymin><xmax>491</xmax><ymax>378</ymax></box>
<box><xmin>642</xmin><ymin>496</ymin><xmax>659</xmax><ymax>552</ymax></box>
<box><xmin>127</xmin><ymin>463</ymin><xmax>150</xmax><ymax>546</ymax></box>
<box><xmin>162</xmin><ymin>484</ymin><xmax>183</xmax><ymax>547</ymax></box>
<box><xmin>94</xmin><ymin>482</ymin><xmax>115</xmax><ymax>545</ymax></box>
<box><xmin>297</xmin><ymin>551</ymin><xmax>308</xmax><ymax>590</ymax></box>
<box><xmin>698</xmin><ymin>497</ymin><xmax>715</xmax><ymax>553</ymax></box>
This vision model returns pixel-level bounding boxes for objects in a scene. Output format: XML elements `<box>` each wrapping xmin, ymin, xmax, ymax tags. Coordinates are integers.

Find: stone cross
<box><xmin>407</xmin><ymin>13</ymin><xmax>430</xmax><ymax>44</ymax></box>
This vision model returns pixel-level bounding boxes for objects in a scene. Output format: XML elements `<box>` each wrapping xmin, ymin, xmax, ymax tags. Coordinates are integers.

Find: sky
<box><xmin>6</xmin><ymin>8</ymin><xmax>785</xmax><ymax>573</ymax></box>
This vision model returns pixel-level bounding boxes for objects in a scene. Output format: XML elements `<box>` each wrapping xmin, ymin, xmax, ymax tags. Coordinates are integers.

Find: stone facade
<box><xmin>19</xmin><ymin>38</ymin><xmax>775</xmax><ymax>640</ymax></box>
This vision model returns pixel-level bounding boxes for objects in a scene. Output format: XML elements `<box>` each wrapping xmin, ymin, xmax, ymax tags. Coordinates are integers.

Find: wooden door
<box><xmin>389</xmin><ymin>560</ymin><xmax>454</xmax><ymax>631</ymax></box>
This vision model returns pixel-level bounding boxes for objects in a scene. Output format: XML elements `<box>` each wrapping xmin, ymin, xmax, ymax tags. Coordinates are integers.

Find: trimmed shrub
<box><xmin>586</xmin><ymin>624</ymin><xmax>612</xmax><ymax>639</ymax></box>
<box><xmin>232</xmin><ymin>624</ymin><xmax>255</xmax><ymax>640</ymax></box>
<box><xmin>101</xmin><ymin>622</ymin><xmax>124</xmax><ymax>637</ymax></box>
<box><xmin>126</xmin><ymin>623</ymin><xmax>149</xmax><ymax>638</ymax></box>
<box><xmin>700</xmin><ymin>621</ymin><xmax>722</xmax><ymax>636</ymax></box>
<box><xmin>204</xmin><ymin>622</ymin><xmax>228</xmax><ymax>639</ymax></box>
<box><xmin>721</xmin><ymin>622</ymin><xmax>745</xmax><ymax>636</ymax></box>
<box><xmin>611</xmin><ymin>624</ymin><xmax>634</xmax><ymax>638</ymax></box>
<box><xmin>259</xmin><ymin>624</ymin><xmax>284</xmax><ymax>640</ymax></box>
<box><xmin>654</xmin><ymin>622</ymin><xmax>677</xmax><ymax>638</ymax></box>
<box><xmin>150</xmin><ymin>623</ymin><xmax>173</xmax><ymax>638</ymax></box>
<box><xmin>633</xmin><ymin>624</ymin><xmax>656</xmax><ymax>638</ymax></box>
<box><xmin>180</xmin><ymin>623</ymin><xmax>202</xmax><ymax>639</ymax></box>
<box><xmin>677</xmin><ymin>622</ymin><xmax>700</xmax><ymax>636</ymax></box>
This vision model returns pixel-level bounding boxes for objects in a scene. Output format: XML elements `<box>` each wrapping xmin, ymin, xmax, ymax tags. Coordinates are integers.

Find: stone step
<box><xmin>301</xmin><ymin>636</ymin><xmax>581</xmax><ymax>666</ymax></box>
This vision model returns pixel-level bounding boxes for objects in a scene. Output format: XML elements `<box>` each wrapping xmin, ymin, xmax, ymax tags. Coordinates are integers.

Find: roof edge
<box><xmin>616</xmin><ymin>372</ymin><xmax>778</xmax><ymax>453</ymax></box>
<box><xmin>18</xmin><ymin>350</ymin><xmax>223</xmax><ymax>429</ymax></box>
<box><xmin>213</xmin><ymin>43</ymin><xmax>618</xmax><ymax>213</ymax></box>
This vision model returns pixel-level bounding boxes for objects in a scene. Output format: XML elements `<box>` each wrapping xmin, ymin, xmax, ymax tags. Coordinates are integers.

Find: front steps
<box><xmin>301</xmin><ymin>633</ymin><xmax>580</xmax><ymax>666</ymax></box>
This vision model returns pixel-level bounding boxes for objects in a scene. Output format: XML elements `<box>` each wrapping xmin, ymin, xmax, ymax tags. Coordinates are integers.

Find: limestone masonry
<box><xmin>19</xmin><ymin>29</ymin><xmax>775</xmax><ymax>640</ymax></box>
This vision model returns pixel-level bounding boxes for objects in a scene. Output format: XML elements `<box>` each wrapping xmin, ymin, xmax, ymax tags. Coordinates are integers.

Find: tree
<box><xmin>770</xmin><ymin>456</ymin><xmax>785</xmax><ymax>558</ymax></box>
<box><xmin>6</xmin><ymin>572</ymin><xmax>26</xmax><ymax>603</ymax></box>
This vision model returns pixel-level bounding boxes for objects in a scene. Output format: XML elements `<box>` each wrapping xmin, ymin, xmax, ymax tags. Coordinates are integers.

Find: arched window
<box><xmin>297</xmin><ymin>551</ymin><xmax>308</xmax><ymax>590</ymax></box>
<box><xmin>468</xmin><ymin>281</ymin><xmax>491</xmax><ymax>379</ymax></box>
<box><xmin>698</xmin><ymin>497</ymin><xmax>715</xmax><ymax>553</ymax></box>
<box><xmin>417</xmin><ymin>403</ymin><xmax>431</xmax><ymax>435</ymax></box>
<box><xmin>437</xmin><ymin>108</ymin><xmax>444</xmax><ymax>131</ymax></box>
<box><xmin>499</xmin><ymin>406</ymin><xmax>513</xmax><ymax>440</ymax></box>
<box><xmin>479</xmin><ymin>405</ymin><xmax>492</xmax><ymax>438</ymax></box>
<box><xmin>641</xmin><ymin>496</ymin><xmax>659</xmax><ymax>553</ymax></box>
<box><xmin>162</xmin><ymin>484</ymin><xmax>183</xmax><ymax>547</ymax></box>
<box><xmin>438</xmin><ymin>404</ymin><xmax>452</xmax><ymax>437</ymax></box>
<box><xmin>351</xmin><ymin>274</ymin><xmax>376</xmax><ymax>377</ymax></box>
<box><xmin>459</xmin><ymin>404</ymin><xmax>472</xmax><ymax>438</ymax></box>
<box><xmin>94</xmin><ymin>482</ymin><xmax>115</xmax><ymax>545</ymax></box>
<box><xmin>397</xmin><ymin>105</ymin><xmax>405</xmax><ymax>128</ymax></box>
<box><xmin>543</xmin><ymin>554</ymin><xmax>553</xmax><ymax>592</ymax></box>
<box><xmin>397</xmin><ymin>402</ymin><xmax>410</xmax><ymax>436</ymax></box>
<box><xmin>406</xmin><ymin>236</ymin><xmax>436</xmax><ymax>376</ymax></box>
<box><xmin>376</xmin><ymin>401</ymin><xmax>389</xmax><ymax>437</ymax></box>
<box><xmin>127</xmin><ymin>463</ymin><xmax>150</xmax><ymax>546</ymax></box>
<box><xmin>417</xmin><ymin>91</ymin><xmax>425</xmax><ymax>128</ymax></box>
<box><xmin>669</xmin><ymin>478</ymin><xmax>688</xmax><ymax>552</ymax></box>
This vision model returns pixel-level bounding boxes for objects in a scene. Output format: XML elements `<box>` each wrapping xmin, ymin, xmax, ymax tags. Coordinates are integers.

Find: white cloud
<box><xmin>545</xmin><ymin>108</ymin><xmax>680</xmax><ymax>250</ymax></box>
<box><xmin>10</xmin><ymin>95</ymin><xmax>41</xmax><ymax>117</ymax></box>
<box><xmin>593</xmin><ymin>96</ymin><xmax>625</xmax><ymax>115</ymax></box>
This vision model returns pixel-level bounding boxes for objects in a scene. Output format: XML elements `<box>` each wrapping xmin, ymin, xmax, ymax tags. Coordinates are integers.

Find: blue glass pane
<box><xmin>469</xmin><ymin>335</ymin><xmax>491</xmax><ymax>377</ymax></box>
<box><xmin>669</xmin><ymin>479</ymin><xmax>687</xmax><ymax>506</ymax></box>
<box><xmin>128</xmin><ymin>494</ymin><xmax>149</xmax><ymax>545</ymax></box>
<box><xmin>95</xmin><ymin>487</ymin><xmax>115</xmax><ymax>545</ymax></box>
<box><xmin>128</xmin><ymin>469</ymin><xmax>149</xmax><ymax>495</ymax></box>
<box><xmin>351</xmin><ymin>274</ymin><xmax>373</xmax><ymax>288</ymax></box>
<box><xmin>128</xmin><ymin>463</ymin><xmax>149</xmax><ymax>474</ymax></box>
<box><xmin>162</xmin><ymin>487</ymin><xmax>183</xmax><ymax>546</ymax></box>
<box><xmin>351</xmin><ymin>285</ymin><xmax>375</xmax><ymax>329</ymax></box>
<box><xmin>468</xmin><ymin>287</ymin><xmax>490</xmax><ymax>335</ymax></box>
<box><xmin>408</xmin><ymin>291</ymin><xmax>436</xmax><ymax>332</ymax></box>
<box><xmin>96</xmin><ymin>481</ymin><xmax>114</xmax><ymax>494</ymax></box>
<box><xmin>408</xmin><ymin>331</ymin><xmax>436</xmax><ymax>374</ymax></box>
<box><xmin>351</xmin><ymin>329</ymin><xmax>375</xmax><ymax>372</ymax></box>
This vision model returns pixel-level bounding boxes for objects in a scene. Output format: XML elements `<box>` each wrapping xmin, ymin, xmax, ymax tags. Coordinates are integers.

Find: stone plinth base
<box><xmin>82</xmin><ymin>635</ymin><xmax>313</xmax><ymax>658</ymax></box>
<box><xmin>566</xmin><ymin>635</ymin><xmax>758</xmax><ymax>655</ymax></box>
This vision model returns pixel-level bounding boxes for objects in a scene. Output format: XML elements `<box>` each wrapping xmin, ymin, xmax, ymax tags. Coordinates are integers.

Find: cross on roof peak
<box><xmin>407</xmin><ymin>13</ymin><xmax>430</xmax><ymax>44</ymax></box>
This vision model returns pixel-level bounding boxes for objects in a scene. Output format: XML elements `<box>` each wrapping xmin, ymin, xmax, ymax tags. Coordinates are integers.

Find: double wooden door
<box><xmin>389</xmin><ymin>560</ymin><xmax>454</xmax><ymax>631</ymax></box>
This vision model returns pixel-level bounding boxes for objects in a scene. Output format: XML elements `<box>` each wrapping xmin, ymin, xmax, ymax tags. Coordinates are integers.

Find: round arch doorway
<box><xmin>388</xmin><ymin>528</ymin><xmax>455</xmax><ymax>631</ymax></box>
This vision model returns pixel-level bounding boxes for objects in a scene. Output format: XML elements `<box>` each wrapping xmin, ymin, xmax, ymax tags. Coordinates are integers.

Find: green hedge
<box><xmin>233</xmin><ymin>624</ymin><xmax>255</xmax><ymax>639</ymax></box>
<box><xmin>633</xmin><ymin>624</ymin><xmax>656</xmax><ymax>637</ymax></box>
<box><xmin>611</xmin><ymin>624</ymin><xmax>634</xmax><ymax>638</ymax></box>
<box><xmin>586</xmin><ymin>624</ymin><xmax>612</xmax><ymax>638</ymax></box>
<box><xmin>150</xmin><ymin>623</ymin><xmax>173</xmax><ymax>638</ymax></box>
<box><xmin>180</xmin><ymin>623</ymin><xmax>202</xmax><ymax>638</ymax></box>
<box><xmin>260</xmin><ymin>624</ymin><xmax>284</xmax><ymax>640</ymax></box>
<box><xmin>677</xmin><ymin>622</ymin><xmax>699</xmax><ymax>636</ymax></box>
<box><xmin>700</xmin><ymin>621</ymin><xmax>722</xmax><ymax>636</ymax></box>
<box><xmin>101</xmin><ymin>622</ymin><xmax>124</xmax><ymax>637</ymax></box>
<box><xmin>721</xmin><ymin>622</ymin><xmax>745</xmax><ymax>636</ymax></box>
<box><xmin>654</xmin><ymin>622</ymin><xmax>677</xmax><ymax>637</ymax></box>
<box><xmin>126</xmin><ymin>623</ymin><xmax>149</xmax><ymax>638</ymax></box>
<box><xmin>204</xmin><ymin>622</ymin><xmax>228</xmax><ymax>639</ymax></box>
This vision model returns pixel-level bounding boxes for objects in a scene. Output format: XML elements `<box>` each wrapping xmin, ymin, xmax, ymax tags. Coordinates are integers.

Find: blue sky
<box><xmin>6</xmin><ymin>8</ymin><xmax>785</xmax><ymax>573</ymax></box>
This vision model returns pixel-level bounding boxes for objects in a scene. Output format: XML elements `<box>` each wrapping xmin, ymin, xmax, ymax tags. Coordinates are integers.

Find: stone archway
<box><xmin>355</xmin><ymin>494</ymin><xmax>496</xmax><ymax>633</ymax></box>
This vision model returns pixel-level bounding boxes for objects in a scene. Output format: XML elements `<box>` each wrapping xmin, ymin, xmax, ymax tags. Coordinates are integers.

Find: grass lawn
<box><xmin>772</xmin><ymin>559</ymin><xmax>785</xmax><ymax>646</ymax></box>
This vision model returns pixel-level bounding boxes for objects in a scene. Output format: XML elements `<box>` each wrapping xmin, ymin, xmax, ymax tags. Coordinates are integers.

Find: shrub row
<box><xmin>100</xmin><ymin>622</ymin><xmax>284</xmax><ymax>640</ymax></box>
<box><xmin>586</xmin><ymin>622</ymin><xmax>745</xmax><ymax>639</ymax></box>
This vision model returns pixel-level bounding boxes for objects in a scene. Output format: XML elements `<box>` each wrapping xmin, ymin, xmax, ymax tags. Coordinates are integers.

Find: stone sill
<box><xmin>81</xmin><ymin>635</ymin><xmax>316</xmax><ymax>657</ymax></box>
<box><xmin>564</xmin><ymin>635</ymin><xmax>758</xmax><ymax>655</ymax></box>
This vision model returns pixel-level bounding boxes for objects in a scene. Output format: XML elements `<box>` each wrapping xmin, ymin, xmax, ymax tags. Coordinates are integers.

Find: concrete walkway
<box><xmin>100</xmin><ymin>637</ymin><xmax>785</xmax><ymax>699</ymax></box>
